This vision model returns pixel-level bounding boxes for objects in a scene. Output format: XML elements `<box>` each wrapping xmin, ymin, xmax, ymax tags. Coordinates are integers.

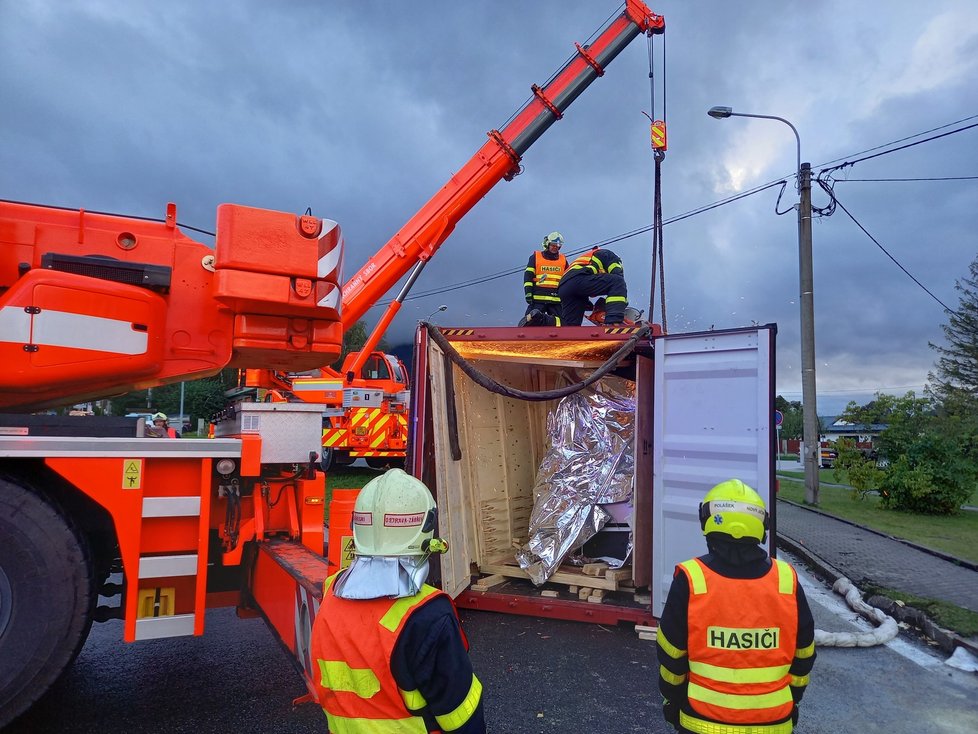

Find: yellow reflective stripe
<box><xmin>379</xmin><ymin>585</ymin><xmax>439</xmax><ymax>632</ymax></box>
<box><xmin>790</xmin><ymin>673</ymin><xmax>810</xmax><ymax>687</ymax></box>
<box><xmin>605</xmin><ymin>295</ymin><xmax>627</xmax><ymax>303</ymax></box>
<box><xmin>795</xmin><ymin>641</ymin><xmax>815</xmax><ymax>659</ymax></box>
<box><xmin>317</xmin><ymin>660</ymin><xmax>380</xmax><ymax>697</ymax></box>
<box><xmin>689</xmin><ymin>661</ymin><xmax>790</xmax><ymax>684</ymax></box>
<box><xmin>607</xmin><ymin>262</ymin><xmax>622</xmax><ymax>273</ymax></box>
<box><xmin>774</xmin><ymin>559</ymin><xmax>794</xmax><ymax>594</ymax></box>
<box><xmin>680</xmin><ymin>559</ymin><xmax>708</xmax><ymax>595</ymax></box>
<box><xmin>322</xmin><ymin>572</ymin><xmax>340</xmax><ymax>596</ymax></box>
<box><xmin>554</xmin><ymin>316</ymin><xmax>561</xmax><ymax>325</ymax></box>
<box><xmin>326</xmin><ymin>713</ymin><xmax>427</xmax><ymax>734</ymax></box>
<box><xmin>435</xmin><ymin>675</ymin><xmax>482</xmax><ymax>731</ymax></box>
<box><xmin>525</xmin><ymin>266</ymin><xmax>536</xmax><ymax>273</ymax></box>
<box><xmin>680</xmin><ymin>710</ymin><xmax>793</xmax><ymax>734</ymax></box>
<box><xmin>323</xmin><ymin>430</ymin><xmax>344</xmax><ymax>447</ymax></box>
<box><xmin>532</xmin><ymin>294</ymin><xmax>561</xmax><ymax>302</ymax></box>
<box><xmin>657</xmin><ymin>628</ymin><xmax>687</xmax><ymax>660</ymax></box>
<box><xmin>400</xmin><ymin>687</ymin><xmax>427</xmax><ymax>711</ymax></box>
<box><xmin>659</xmin><ymin>664</ymin><xmax>687</xmax><ymax>686</ymax></box>
<box><xmin>688</xmin><ymin>681</ymin><xmax>793</xmax><ymax>711</ymax></box>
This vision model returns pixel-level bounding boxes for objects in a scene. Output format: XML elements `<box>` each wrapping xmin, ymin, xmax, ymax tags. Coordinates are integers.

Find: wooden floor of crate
<box><xmin>471</xmin><ymin>559</ymin><xmax>651</xmax><ymax>606</ymax></box>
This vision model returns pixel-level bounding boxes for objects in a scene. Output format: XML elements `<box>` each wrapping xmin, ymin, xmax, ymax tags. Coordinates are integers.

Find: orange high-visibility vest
<box><xmin>532</xmin><ymin>250</ymin><xmax>566</xmax><ymax>290</ymax></box>
<box><xmin>567</xmin><ymin>249</ymin><xmax>600</xmax><ymax>273</ymax></box>
<box><xmin>312</xmin><ymin>574</ymin><xmax>478</xmax><ymax>733</ymax></box>
<box><xmin>678</xmin><ymin>557</ymin><xmax>798</xmax><ymax>730</ymax></box>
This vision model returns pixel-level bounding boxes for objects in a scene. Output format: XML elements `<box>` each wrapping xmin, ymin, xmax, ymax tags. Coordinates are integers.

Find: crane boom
<box><xmin>339</xmin><ymin>0</ymin><xmax>664</xmax><ymax>328</ymax></box>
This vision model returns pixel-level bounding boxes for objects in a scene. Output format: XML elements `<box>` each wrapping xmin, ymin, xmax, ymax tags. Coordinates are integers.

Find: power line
<box><xmin>827</xmin><ymin>191</ymin><xmax>953</xmax><ymax>312</ymax></box>
<box><xmin>837</xmin><ymin>176</ymin><xmax>978</xmax><ymax>182</ymax></box>
<box><xmin>381</xmin><ymin>118</ymin><xmax>978</xmax><ymax>309</ymax></box>
<box><xmin>815</xmin><ymin>113</ymin><xmax>978</xmax><ymax>170</ymax></box>
<box><xmin>820</xmin><ymin>120</ymin><xmax>978</xmax><ymax>176</ymax></box>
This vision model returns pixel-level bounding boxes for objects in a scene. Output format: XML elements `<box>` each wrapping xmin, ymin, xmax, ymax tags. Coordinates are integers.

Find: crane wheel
<box><xmin>0</xmin><ymin>477</ymin><xmax>95</xmax><ymax>728</ymax></box>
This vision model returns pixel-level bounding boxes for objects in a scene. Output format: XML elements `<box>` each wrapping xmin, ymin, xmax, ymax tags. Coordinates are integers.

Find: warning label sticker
<box><xmin>341</xmin><ymin>536</ymin><xmax>356</xmax><ymax>569</ymax></box>
<box><xmin>123</xmin><ymin>459</ymin><xmax>143</xmax><ymax>490</ymax></box>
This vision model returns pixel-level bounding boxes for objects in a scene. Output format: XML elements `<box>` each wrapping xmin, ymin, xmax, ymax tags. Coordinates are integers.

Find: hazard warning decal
<box><xmin>123</xmin><ymin>459</ymin><xmax>143</xmax><ymax>489</ymax></box>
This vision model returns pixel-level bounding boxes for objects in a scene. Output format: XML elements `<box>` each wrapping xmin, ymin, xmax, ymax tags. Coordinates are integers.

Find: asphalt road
<box><xmin>8</xmin><ymin>556</ymin><xmax>978</xmax><ymax>734</ymax></box>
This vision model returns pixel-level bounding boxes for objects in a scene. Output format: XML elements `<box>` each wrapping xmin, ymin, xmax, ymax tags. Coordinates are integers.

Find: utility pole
<box><xmin>798</xmin><ymin>163</ymin><xmax>819</xmax><ymax>505</ymax></box>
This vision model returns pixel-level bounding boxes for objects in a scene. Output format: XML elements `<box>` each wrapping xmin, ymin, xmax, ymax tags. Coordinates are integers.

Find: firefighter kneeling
<box><xmin>657</xmin><ymin>479</ymin><xmax>816</xmax><ymax>734</ymax></box>
<box><xmin>311</xmin><ymin>469</ymin><xmax>486</xmax><ymax>733</ymax></box>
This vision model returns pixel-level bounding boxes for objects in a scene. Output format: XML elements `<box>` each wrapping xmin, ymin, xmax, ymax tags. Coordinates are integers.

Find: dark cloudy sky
<box><xmin>3</xmin><ymin>1</ymin><xmax>976</xmax><ymax>414</ymax></box>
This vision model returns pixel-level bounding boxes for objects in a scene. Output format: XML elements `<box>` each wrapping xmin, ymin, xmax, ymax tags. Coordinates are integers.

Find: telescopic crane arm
<box><xmin>339</xmin><ymin>1</ymin><xmax>664</xmax><ymax>330</ymax></box>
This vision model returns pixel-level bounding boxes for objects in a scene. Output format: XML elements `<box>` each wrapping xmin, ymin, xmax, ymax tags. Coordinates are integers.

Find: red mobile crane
<box><xmin>0</xmin><ymin>3</ymin><xmax>665</xmax><ymax>726</ymax></box>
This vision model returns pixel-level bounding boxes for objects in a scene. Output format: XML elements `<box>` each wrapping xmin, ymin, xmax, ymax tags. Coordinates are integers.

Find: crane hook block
<box><xmin>651</xmin><ymin>120</ymin><xmax>667</xmax><ymax>151</ymax></box>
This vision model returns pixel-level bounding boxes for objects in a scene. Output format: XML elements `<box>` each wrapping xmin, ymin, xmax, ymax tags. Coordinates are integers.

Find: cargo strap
<box><xmin>423</xmin><ymin>322</ymin><xmax>651</xmax><ymax>403</ymax></box>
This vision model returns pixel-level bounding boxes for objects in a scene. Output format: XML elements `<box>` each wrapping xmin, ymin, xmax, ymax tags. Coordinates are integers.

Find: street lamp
<box><xmin>424</xmin><ymin>304</ymin><xmax>448</xmax><ymax>323</ymax></box>
<box><xmin>707</xmin><ymin>105</ymin><xmax>820</xmax><ymax>505</ymax></box>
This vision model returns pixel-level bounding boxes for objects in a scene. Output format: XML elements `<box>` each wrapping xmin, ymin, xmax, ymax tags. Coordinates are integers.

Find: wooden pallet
<box><xmin>472</xmin><ymin>559</ymin><xmax>636</xmax><ymax>605</ymax></box>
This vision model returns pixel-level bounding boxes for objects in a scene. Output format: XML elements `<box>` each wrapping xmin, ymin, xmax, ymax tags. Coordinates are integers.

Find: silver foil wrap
<box><xmin>516</xmin><ymin>380</ymin><xmax>635</xmax><ymax>585</ymax></box>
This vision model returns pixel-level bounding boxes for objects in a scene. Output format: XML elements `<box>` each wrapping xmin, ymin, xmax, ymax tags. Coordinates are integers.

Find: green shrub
<box><xmin>833</xmin><ymin>438</ymin><xmax>884</xmax><ymax>501</ymax></box>
<box><xmin>881</xmin><ymin>431</ymin><xmax>975</xmax><ymax>514</ymax></box>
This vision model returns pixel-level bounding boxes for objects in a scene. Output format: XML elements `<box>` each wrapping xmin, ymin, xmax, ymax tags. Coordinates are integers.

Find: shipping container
<box><xmin>409</xmin><ymin>323</ymin><xmax>778</xmax><ymax>625</ymax></box>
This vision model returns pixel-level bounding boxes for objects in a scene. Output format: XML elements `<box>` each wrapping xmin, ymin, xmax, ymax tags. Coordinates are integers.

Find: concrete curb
<box><xmin>775</xmin><ymin>510</ymin><xmax>978</xmax><ymax>657</ymax></box>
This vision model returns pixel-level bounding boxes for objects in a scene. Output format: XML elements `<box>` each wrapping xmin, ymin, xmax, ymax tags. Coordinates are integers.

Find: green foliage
<box><xmin>882</xmin><ymin>431</ymin><xmax>975</xmax><ymax>514</ymax></box>
<box><xmin>833</xmin><ymin>438</ymin><xmax>884</xmax><ymax>501</ymax></box>
<box><xmin>333</xmin><ymin>320</ymin><xmax>390</xmax><ymax>370</ymax></box>
<box><xmin>840</xmin><ymin>391</ymin><xmax>977</xmax><ymax>515</ymax></box>
<box><xmin>929</xmin><ymin>254</ymin><xmax>978</xmax><ymax>401</ymax></box>
<box><xmin>774</xmin><ymin>395</ymin><xmax>802</xmax><ymax>439</ymax></box>
<box><xmin>108</xmin><ymin>369</ymin><xmax>237</xmax><ymax>427</ymax></box>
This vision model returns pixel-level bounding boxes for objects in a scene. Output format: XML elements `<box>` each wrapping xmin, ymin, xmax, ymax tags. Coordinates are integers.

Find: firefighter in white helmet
<box><xmin>657</xmin><ymin>479</ymin><xmax>816</xmax><ymax>733</ymax></box>
<box><xmin>311</xmin><ymin>469</ymin><xmax>486</xmax><ymax>733</ymax></box>
<box><xmin>520</xmin><ymin>231</ymin><xmax>566</xmax><ymax>326</ymax></box>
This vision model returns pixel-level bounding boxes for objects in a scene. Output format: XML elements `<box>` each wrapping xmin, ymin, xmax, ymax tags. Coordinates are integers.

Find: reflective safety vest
<box><xmin>532</xmin><ymin>250</ymin><xmax>566</xmax><ymax>290</ymax></box>
<box><xmin>678</xmin><ymin>557</ymin><xmax>798</xmax><ymax>733</ymax></box>
<box><xmin>312</xmin><ymin>573</ymin><xmax>479</xmax><ymax>734</ymax></box>
<box><xmin>567</xmin><ymin>249</ymin><xmax>600</xmax><ymax>273</ymax></box>
<box><xmin>564</xmin><ymin>249</ymin><xmax>622</xmax><ymax>277</ymax></box>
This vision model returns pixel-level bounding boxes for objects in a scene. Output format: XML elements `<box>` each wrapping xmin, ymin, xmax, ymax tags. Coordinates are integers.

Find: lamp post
<box><xmin>707</xmin><ymin>106</ymin><xmax>820</xmax><ymax>505</ymax></box>
<box><xmin>425</xmin><ymin>304</ymin><xmax>448</xmax><ymax>323</ymax></box>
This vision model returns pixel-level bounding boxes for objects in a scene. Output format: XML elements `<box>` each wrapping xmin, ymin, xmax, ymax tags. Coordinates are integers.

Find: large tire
<box><xmin>0</xmin><ymin>477</ymin><xmax>94</xmax><ymax>728</ymax></box>
<box><xmin>320</xmin><ymin>447</ymin><xmax>335</xmax><ymax>473</ymax></box>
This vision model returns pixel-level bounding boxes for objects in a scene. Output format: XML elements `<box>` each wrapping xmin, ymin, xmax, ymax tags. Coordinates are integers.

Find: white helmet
<box><xmin>352</xmin><ymin>469</ymin><xmax>437</xmax><ymax>557</ymax></box>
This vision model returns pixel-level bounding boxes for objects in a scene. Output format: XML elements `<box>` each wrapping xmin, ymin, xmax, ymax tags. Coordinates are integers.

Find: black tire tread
<box><xmin>0</xmin><ymin>477</ymin><xmax>94</xmax><ymax>729</ymax></box>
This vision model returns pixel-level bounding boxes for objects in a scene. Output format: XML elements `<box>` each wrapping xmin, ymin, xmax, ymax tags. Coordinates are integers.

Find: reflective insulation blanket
<box><xmin>516</xmin><ymin>381</ymin><xmax>635</xmax><ymax>585</ymax></box>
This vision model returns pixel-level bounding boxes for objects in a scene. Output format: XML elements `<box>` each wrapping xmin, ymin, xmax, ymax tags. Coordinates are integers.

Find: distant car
<box><xmin>820</xmin><ymin>447</ymin><xmax>838</xmax><ymax>469</ymax></box>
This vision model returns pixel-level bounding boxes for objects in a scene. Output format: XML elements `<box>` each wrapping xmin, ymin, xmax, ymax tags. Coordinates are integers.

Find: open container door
<box><xmin>650</xmin><ymin>326</ymin><xmax>776</xmax><ymax>618</ymax></box>
<box><xmin>423</xmin><ymin>337</ymin><xmax>478</xmax><ymax>599</ymax></box>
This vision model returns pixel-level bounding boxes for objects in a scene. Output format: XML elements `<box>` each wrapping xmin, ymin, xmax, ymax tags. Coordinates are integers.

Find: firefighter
<box><xmin>521</xmin><ymin>231</ymin><xmax>566</xmax><ymax>326</ymax></box>
<box><xmin>147</xmin><ymin>412</ymin><xmax>178</xmax><ymax>438</ymax></box>
<box><xmin>311</xmin><ymin>469</ymin><xmax>486</xmax><ymax>733</ymax></box>
<box><xmin>657</xmin><ymin>479</ymin><xmax>816</xmax><ymax>733</ymax></box>
<box><xmin>557</xmin><ymin>248</ymin><xmax>628</xmax><ymax>326</ymax></box>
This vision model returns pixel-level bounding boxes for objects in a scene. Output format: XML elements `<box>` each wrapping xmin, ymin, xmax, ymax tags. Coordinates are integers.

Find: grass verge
<box><xmin>776</xmin><ymin>477</ymin><xmax>978</xmax><ymax>565</ymax></box>
<box><xmin>864</xmin><ymin>585</ymin><xmax>978</xmax><ymax>638</ymax></box>
<box><xmin>323</xmin><ymin>465</ymin><xmax>382</xmax><ymax>520</ymax></box>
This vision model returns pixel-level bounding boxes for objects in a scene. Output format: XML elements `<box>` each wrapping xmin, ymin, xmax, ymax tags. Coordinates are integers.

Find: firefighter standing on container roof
<box><xmin>557</xmin><ymin>247</ymin><xmax>628</xmax><ymax>326</ymax></box>
<box><xmin>521</xmin><ymin>231</ymin><xmax>567</xmax><ymax>326</ymax></box>
<box><xmin>657</xmin><ymin>479</ymin><xmax>816</xmax><ymax>734</ymax></box>
<box><xmin>311</xmin><ymin>469</ymin><xmax>486</xmax><ymax>733</ymax></box>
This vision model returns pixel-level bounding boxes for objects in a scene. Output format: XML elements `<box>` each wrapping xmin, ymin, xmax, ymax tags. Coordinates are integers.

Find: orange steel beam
<box><xmin>339</xmin><ymin>3</ymin><xmax>664</xmax><ymax>329</ymax></box>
